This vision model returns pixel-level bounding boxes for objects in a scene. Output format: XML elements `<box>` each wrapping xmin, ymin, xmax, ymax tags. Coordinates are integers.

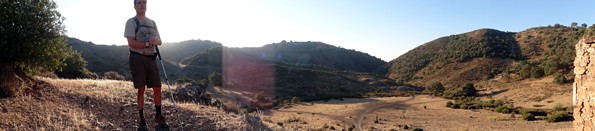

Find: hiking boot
<box><xmin>154</xmin><ymin>115</ymin><xmax>170</xmax><ymax>128</ymax></box>
<box><xmin>137</xmin><ymin>119</ymin><xmax>148</xmax><ymax>131</ymax></box>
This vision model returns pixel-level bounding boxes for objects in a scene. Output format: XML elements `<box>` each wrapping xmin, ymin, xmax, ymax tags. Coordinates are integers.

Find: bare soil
<box><xmin>0</xmin><ymin>76</ymin><xmax>573</xmax><ymax>130</ymax></box>
<box><xmin>269</xmin><ymin>75</ymin><xmax>574</xmax><ymax>131</ymax></box>
<box><xmin>269</xmin><ymin>95</ymin><xmax>572</xmax><ymax>130</ymax></box>
<box><xmin>0</xmin><ymin>77</ymin><xmax>259</xmax><ymax>130</ymax></box>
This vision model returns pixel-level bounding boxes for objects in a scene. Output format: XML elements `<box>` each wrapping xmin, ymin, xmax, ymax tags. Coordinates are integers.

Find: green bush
<box><xmin>208</xmin><ymin>72</ymin><xmax>222</xmax><ymax>86</ymax></box>
<box><xmin>291</xmin><ymin>97</ymin><xmax>301</xmax><ymax>103</ymax></box>
<box><xmin>463</xmin><ymin>83</ymin><xmax>477</xmax><ymax>96</ymax></box>
<box><xmin>442</xmin><ymin>89</ymin><xmax>467</xmax><ymax>99</ymax></box>
<box><xmin>552</xmin><ymin>103</ymin><xmax>564</xmax><ymax>112</ymax></box>
<box><xmin>546</xmin><ymin>111</ymin><xmax>570</xmax><ymax>122</ymax></box>
<box><xmin>176</xmin><ymin>77</ymin><xmax>194</xmax><ymax>85</ymax></box>
<box><xmin>495</xmin><ymin>105</ymin><xmax>513</xmax><ymax>113</ymax></box>
<box><xmin>446</xmin><ymin>101</ymin><xmax>454</xmax><ymax>107</ymax></box>
<box><xmin>522</xmin><ymin>112</ymin><xmax>536</xmax><ymax>121</ymax></box>
<box><xmin>530</xmin><ymin>67</ymin><xmax>544</xmax><ymax>78</ymax></box>
<box><xmin>55</xmin><ymin>49</ymin><xmax>95</xmax><ymax>79</ymax></box>
<box><xmin>460</xmin><ymin>103</ymin><xmax>469</xmax><ymax>109</ymax></box>
<box><xmin>553</xmin><ymin>75</ymin><xmax>565</xmax><ymax>84</ymax></box>
<box><xmin>426</xmin><ymin>81</ymin><xmax>445</xmax><ymax>94</ymax></box>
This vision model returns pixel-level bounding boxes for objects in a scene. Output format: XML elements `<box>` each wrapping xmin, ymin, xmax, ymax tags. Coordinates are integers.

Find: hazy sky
<box><xmin>56</xmin><ymin>0</ymin><xmax>595</xmax><ymax>61</ymax></box>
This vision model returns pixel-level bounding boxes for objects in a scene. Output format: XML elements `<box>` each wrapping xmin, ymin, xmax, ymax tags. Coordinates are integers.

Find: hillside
<box><xmin>0</xmin><ymin>77</ymin><xmax>261</xmax><ymax>130</ymax></box>
<box><xmin>66</xmin><ymin>38</ymin><xmax>178</xmax><ymax>79</ymax></box>
<box><xmin>386</xmin><ymin>25</ymin><xmax>585</xmax><ymax>88</ymax></box>
<box><xmin>67</xmin><ymin>39</ymin><xmax>394</xmax><ymax>102</ymax></box>
<box><xmin>180</xmin><ymin>45</ymin><xmax>396</xmax><ymax>102</ymax></box>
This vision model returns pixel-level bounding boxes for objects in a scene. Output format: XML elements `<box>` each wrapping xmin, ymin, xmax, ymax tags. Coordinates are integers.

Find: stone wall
<box><xmin>574</xmin><ymin>36</ymin><xmax>595</xmax><ymax>130</ymax></box>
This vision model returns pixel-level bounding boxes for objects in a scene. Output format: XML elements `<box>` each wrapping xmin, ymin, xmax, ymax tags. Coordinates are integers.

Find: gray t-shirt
<box><xmin>124</xmin><ymin>16</ymin><xmax>161</xmax><ymax>55</ymax></box>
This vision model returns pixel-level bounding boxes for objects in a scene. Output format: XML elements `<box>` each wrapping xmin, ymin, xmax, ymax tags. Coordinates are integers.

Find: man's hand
<box><xmin>148</xmin><ymin>36</ymin><xmax>161</xmax><ymax>46</ymax></box>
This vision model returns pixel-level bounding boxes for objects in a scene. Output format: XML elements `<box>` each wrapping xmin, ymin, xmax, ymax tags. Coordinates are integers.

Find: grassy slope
<box><xmin>387</xmin><ymin>26</ymin><xmax>584</xmax><ymax>88</ymax></box>
<box><xmin>0</xmin><ymin>77</ymin><xmax>264</xmax><ymax>130</ymax></box>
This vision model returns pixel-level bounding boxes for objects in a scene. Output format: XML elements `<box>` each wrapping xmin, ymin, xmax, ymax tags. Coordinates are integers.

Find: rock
<box><xmin>575</xmin><ymin>66</ymin><xmax>586</xmax><ymax>75</ymax></box>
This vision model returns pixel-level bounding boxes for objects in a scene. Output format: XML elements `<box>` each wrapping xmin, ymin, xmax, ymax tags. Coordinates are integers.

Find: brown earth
<box><xmin>0</xmin><ymin>77</ymin><xmax>261</xmax><ymax>130</ymax></box>
<box><xmin>268</xmin><ymin>75</ymin><xmax>573</xmax><ymax>130</ymax></box>
<box><xmin>269</xmin><ymin>95</ymin><xmax>572</xmax><ymax>131</ymax></box>
<box><xmin>0</xmin><ymin>76</ymin><xmax>572</xmax><ymax>130</ymax></box>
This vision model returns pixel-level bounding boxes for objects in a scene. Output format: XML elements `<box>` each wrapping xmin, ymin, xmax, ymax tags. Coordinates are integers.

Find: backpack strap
<box><xmin>133</xmin><ymin>17</ymin><xmax>156</xmax><ymax>34</ymax></box>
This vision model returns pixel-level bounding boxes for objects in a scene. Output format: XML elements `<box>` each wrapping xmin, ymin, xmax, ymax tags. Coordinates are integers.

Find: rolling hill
<box><xmin>386</xmin><ymin>25</ymin><xmax>586</xmax><ymax>88</ymax></box>
<box><xmin>67</xmin><ymin>39</ymin><xmax>395</xmax><ymax>102</ymax></box>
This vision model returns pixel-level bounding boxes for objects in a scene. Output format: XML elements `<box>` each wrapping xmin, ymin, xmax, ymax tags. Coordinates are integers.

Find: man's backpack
<box><xmin>132</xmin><ymin>17</ymin><xmax>158</xmax><ymax>60</ymax></box>
<box><xmin>132</xmin><ymin>17</ymin><xmax>156</xmax><ymax>34</ymax></box>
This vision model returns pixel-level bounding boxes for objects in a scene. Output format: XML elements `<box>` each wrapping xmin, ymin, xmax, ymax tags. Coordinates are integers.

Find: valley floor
<box><xmin>269</xmin><ymin>95</ymin><xmax>572</xmax><ymax>130</ymax></box>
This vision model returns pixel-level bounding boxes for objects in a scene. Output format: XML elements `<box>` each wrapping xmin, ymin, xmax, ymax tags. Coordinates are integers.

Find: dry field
<box><xmin>268</xmin><ymin>95</ymin><xmax>572</xmax><ymax>130</ymax></box>
<box><xmin>268</xmin><ymin>76</ymin><xmax>574</xmax><ymax>130</ymax></box>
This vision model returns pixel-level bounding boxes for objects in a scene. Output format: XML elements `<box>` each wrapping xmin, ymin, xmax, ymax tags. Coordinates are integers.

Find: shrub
<box><xmin>426</xmin><ymin>81</ymin><xmax>445</xmax><ymax>94</ymax></box>
<box><xmin>495</xmin><ymin>105</ymin><xmax>513</xmax><ymax>113</ymax></box>
<box><xmin>208</xmin><ymin>72</ymin><xmax>222</xmax><ymax>86</ymax></box>
<box><xmin>194</xmin><ymin>79</ymin><xmax>208</xmax><ymax>87</ymax></box>
<box><xmin>254</xmin><ymin>91</ymin><xmax>264</xmax><ymax>101</ymax></box>
<box><xmin>546</xmin><ymin>111</ymin><xmax>570</xmax><ymax>122</ymax></box>
<box><xmin>462</xmin><ymin>83</ymin><xmax>477</xmax><ymax>96</ymax></box>
<box><xmin>553</xmin><ymin>75</ymin><xmax>565</xmax><ymax>84</ymax></box>
<box><xmin>460</xmin><ymin>103</ymin><xmax>469</xmax><ymax>109</ymax></box>
<box><xmin>291</xmin><ymin>97</ymin><xmax>301</xmax><ymax>103</ymax></box>
<box><xmin>519</xmin><ymin>64</ymin><xmax>532</xmax><ymax>78</ymax></box>
<box><xmin>451</xmin><ymin>103</ymin><xmax>460</xmax><ymax>109</ymax></box>
<box><xmin>446</xmin><ymin>101</ymin><xmax>454</xmax><ymax>107</ymax></box>
<box><xmin>176</xmin><ymin>77</ymin><xmax>194</xmax><ymax>85</ymax></box>
<box><xmin>55</xmin><ymin>49</ymin><xmax>94</xmax><ymax>79</ymax></box>
<box><xmin>522</xmin><ymin>112</ymin><xmax>536</xmax><ymax>121</ymax></box>
<box><xmin>103</xmin><ymin>71</ymin><xmax>125</xmax><ymax>80</ymax></box>
<box><xmin>530</xmin><ymin>67</ymin><xmax>544</xmax><ymax>78</ymax></box>
<box><xmin>552</xmin><ymin>103</ymin><xmax>564</xmax><ymax>112</ymax></box>
<box><xmin>39</xmin><ymin>72</ymin><xmax>59</xmax><ymax>78</ymax></box>
<box><xmin>442</xmin><ymin>89</ymin><xmax>467</xmax><ymax>99</ymax></box>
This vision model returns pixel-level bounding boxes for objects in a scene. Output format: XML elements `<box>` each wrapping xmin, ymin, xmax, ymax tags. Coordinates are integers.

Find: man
<box><xmin>124</xmin><ymin>0</ymin><xmax>168</xmax><ymax>129</ymax></box>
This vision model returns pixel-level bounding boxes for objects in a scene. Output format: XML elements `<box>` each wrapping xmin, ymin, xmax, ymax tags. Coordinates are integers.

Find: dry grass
<box><xmin>270</xmin><ymin>95</ymin><xmax>572</xmax><ymax>130</ymax></box>
<box><xmin>0</xmin><ymin>77</ymin><xmax>256</xmax><ymax>130</ymax></box>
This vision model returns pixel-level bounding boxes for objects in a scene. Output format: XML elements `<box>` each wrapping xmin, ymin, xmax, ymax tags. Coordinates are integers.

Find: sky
<box><xmin>56</xmin><ymin>0</ymin><xmax>595</xmax><ymax>61</ymax></box>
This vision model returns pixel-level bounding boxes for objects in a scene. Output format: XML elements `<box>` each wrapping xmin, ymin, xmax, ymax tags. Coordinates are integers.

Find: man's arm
<box><xmin>127</xmin><ymin>36</ymin><xmax>148</xmax><ymax>49</ymax></box>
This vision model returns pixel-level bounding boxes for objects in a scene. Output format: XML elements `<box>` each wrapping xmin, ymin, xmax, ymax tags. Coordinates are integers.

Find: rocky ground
<box><xmin>0</xmin><ymin>77</ymin><xmax>264</xmax><ymax>130</ymax></box>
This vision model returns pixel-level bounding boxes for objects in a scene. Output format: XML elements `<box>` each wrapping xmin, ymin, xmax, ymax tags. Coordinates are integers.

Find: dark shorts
<box><xmin>129</xmin><ymin>51</ymin><xmax>161</xmax><ymax>88</ymax></box>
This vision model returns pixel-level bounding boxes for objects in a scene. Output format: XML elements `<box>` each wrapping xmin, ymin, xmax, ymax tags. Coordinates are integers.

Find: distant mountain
<box><xmin>385</xmin><ymin>25</ymin><xmax>585</xmax><ymax>87</ymax></box>
<box><xmin>66</xmin><ymin>38</ymin><xmax>220</xmax><ymax>79</ymax></box>
<box><xmin>67</xmin><ymin>38</ymin><xmax>395</xmax><ymax>101</ymax></box>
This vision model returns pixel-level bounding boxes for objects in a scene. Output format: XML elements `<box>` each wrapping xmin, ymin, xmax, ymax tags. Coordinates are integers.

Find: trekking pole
<box><xmin>155</xmin><ymin>46</ymin><xmax>178</xmax><ymax>110</ymax></box>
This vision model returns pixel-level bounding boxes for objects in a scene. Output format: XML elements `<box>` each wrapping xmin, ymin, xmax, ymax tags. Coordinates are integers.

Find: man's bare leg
<box><xmin>137</xmin><ymin>87</ymin><xmax>147</xmax><ymax>128</ymax></box>
<box><xmin>152</xmin><ymin>87</ymin><xmax>168</xmax><ymax>127</ymax></box>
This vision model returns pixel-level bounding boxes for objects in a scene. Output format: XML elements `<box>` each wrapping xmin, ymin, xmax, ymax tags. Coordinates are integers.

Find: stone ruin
<box><xmin>574</xmin><ymin>36</ymin><xmax>595</xmax><ymax>130</ymax></box>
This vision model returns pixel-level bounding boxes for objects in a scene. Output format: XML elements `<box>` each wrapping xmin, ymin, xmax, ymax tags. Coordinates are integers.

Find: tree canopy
<box><xmin>0</xmin><ymin>0</ymin><xmax>69</xmax><ymax>97</ymax></box>
<box><xmin>1</xmin><ymin>0</ymin><xmax>68</xmax><ymax>73</ymax></box>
